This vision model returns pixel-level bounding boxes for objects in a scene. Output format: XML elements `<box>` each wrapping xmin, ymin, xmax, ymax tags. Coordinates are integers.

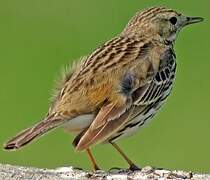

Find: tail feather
<box><xmin>4</xmin><ymin>114</ymin><xmax>65</xmax><ymax>150</ymax></box>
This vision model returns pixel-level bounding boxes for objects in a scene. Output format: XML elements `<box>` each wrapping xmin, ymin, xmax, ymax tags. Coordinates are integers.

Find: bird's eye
<box><xmin>169</xmin><ymin>17</ymin><xmax>177</xmax><ymax>25</ymax></box>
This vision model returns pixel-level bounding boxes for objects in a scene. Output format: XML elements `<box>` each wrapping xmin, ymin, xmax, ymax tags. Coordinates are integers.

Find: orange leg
<box><xmin>86</xmin><ymin>148</ymin><xmax>100</xmax><ymax>171</ymax></box>
<box><xmin>110</xmin><ymin>142</ymin><xmax>140</xmax><ymax>171</ymax></box>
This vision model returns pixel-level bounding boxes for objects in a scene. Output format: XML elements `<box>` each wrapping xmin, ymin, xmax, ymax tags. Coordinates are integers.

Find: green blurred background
<box><xmin>0</xmin><ymin>0</ymin><xmax>209</xmax><ymax>173</ymax></box>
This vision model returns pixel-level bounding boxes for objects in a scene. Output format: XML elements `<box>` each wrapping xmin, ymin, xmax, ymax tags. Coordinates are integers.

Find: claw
<box><xmin>129</xmin><ymin>164</ymin><xmax>141</xmax><ymax>171</ymax></box>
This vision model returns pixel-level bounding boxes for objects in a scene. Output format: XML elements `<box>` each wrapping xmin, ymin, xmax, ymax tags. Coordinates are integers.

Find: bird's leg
<box><xmin>110</xmin><ymin>142</ymin><xmax>141</xmax><ymax>171</ymax></box>
<box><xmin>86</xmin><ymin>148</ymin><xmax>100</xmax><ymax>171</ymax></box>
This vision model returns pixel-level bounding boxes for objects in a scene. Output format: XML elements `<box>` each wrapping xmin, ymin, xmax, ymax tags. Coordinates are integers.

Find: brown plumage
<box><xmin>4</xmin><ymin>7</ymin><xmax>203</xmax><ymax>170</ymax></box>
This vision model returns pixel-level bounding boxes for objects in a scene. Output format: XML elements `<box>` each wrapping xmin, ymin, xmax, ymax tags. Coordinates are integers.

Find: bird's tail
<box><xmin>4</xmin><ymin>113</ymin><xmax>65</xmax><ymax>150</ymax></box>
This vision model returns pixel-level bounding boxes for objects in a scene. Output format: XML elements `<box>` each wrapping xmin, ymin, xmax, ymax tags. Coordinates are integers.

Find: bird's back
<box><xmin>51</xmin><ymin>35</ymin><xmax>160</xmax><ymax>117</ymax></box>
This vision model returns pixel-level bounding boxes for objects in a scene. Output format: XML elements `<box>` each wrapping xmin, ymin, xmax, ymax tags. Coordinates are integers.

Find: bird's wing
<box><xmin>74</xmin><ymin>44</ymin><xmax>177</xmax><ymax>150</ymax></box>
<box><xmin>74</xmin><ymin>70</ymin><xmax>155</xmax><ymax>151</ymax></box>
<box><xmin>56</xmin><ymin>35</ymin><xmax>152</xmax><ymax>100</ymax></box>
<box><xmin>73</xmin><ymin>37</ymin><xmax>159</xmax><ymax>150</ymax></box>
<box><xmin>75</xmin><ymin>95</ymin><xmax>133</xmax><ymax>151</ymax></box>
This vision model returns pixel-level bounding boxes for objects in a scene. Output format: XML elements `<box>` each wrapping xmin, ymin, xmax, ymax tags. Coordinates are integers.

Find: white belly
<box><xmin>63</xmin><ymin>114</ymin><xmax>94</xmax><ymax>132</ymax></box>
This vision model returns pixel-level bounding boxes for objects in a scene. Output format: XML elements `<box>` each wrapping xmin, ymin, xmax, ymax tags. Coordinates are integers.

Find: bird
<box><xmin>4</xmin><ymin>7</ymin><xmax>203</xmax><ymax>171</ymax></box>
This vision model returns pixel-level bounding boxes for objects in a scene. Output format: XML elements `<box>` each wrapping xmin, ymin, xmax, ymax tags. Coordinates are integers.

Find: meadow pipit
<box><xmin>4</xmin><ymin>7</ymin><xmax>203</xmax><ymax>170</ymax></box>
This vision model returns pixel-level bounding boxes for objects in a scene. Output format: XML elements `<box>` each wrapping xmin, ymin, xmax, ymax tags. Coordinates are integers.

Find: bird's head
<box><xmin>122</xmin><ymin>7</ymin><xmax>204</xmax><ymax>43</ymax></box>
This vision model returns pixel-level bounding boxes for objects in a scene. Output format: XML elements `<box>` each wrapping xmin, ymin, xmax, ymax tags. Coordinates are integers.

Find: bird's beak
<box><xmin>184</xmin><ymin>16</ymin><xmax>204</xmax><ymax>26</ymax></box>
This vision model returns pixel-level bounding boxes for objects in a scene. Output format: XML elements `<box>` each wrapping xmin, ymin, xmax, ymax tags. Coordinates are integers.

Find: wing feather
<box><xmin>76</xmin><ymin>98</ymin><xmax>132</xmax><ymax>151</ymax></box>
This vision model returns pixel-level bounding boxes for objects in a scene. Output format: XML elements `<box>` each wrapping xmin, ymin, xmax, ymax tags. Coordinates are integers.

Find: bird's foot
<box><xmin>93</xmin><ymin>165</ymin><xmax>101</xmax><ymax>172</ymax></box>
<box><xmin>129</xmin><ymin>164</ymin><xmax>141</xmax><ymax>171</ymax></box>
